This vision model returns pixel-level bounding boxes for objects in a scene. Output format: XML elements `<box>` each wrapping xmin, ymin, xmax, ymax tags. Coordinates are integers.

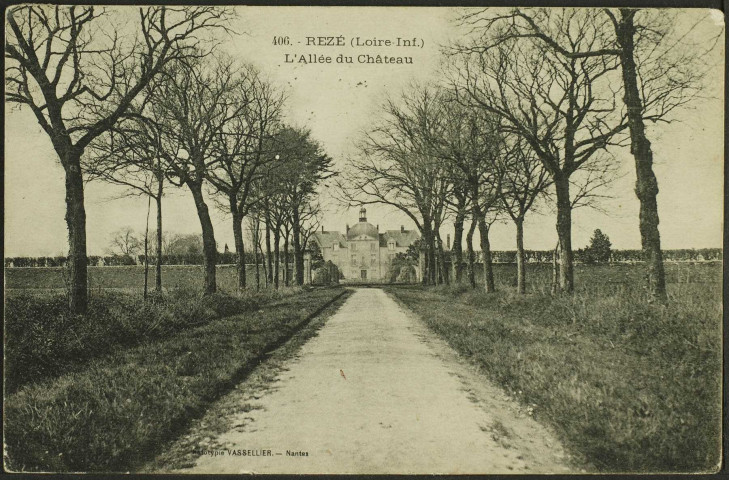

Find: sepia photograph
<box><xmin>3</xmin><ymin>4</ymin><xmax>725</xmax><ymax>474</ymax></box>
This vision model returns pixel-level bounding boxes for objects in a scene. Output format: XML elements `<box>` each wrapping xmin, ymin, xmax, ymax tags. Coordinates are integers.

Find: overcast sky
<box><xmin>4</xmin><ymin>7</ymin><xmax>724</xmax><ymax>257</ymax></box>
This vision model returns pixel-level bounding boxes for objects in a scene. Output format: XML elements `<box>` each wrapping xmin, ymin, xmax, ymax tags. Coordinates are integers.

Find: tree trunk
<box><xmin>477</xmin><ymin>217</ymin><xmax>495</xmax><ymax>293</ymax></box>
<box><xmin>554</xmin><ymin>175</ymin><xmax>574</xmax><ymax>293</ymax></box>
<box><xmin>551</xmin><ymin>240</ymin><xmax>560</xmax><ymax>295</ymax></box>
<box><xmin>254</xmin><ymin>252</ymin><xmax>260</xmax><ymax>289</ymax></box>
<box><xmin>436</xmin><ymin>229</ymin><xmax>448</xmax><ymax>285</ymax></box>
<box><xmin>259</xmin><ymin>230</ymin><xmax>268</xmax><ymax>289</ymax></box>
<box><xmin>253</xmin><ymin>217</ymin><xmax>261</xmax><ymax>290</ymax></box>
<box><xmin>515</xmin><ymin>217</ymin><xmax>526</xmax><ymax>294</ymax></box>
<box><xmin>155</xmin><ymin>184</ymin><xmax>163</xmax><ymax>293</ymax></box>
<box><xmin>430</xmin><ymin>233</ymin><xmax>437</xmax><ymax>285</ymax></box>
<box><xmin>420</xmin><ymin>247</ymin><xmax>429</xmax><ymax>285</ymax></box>
<box><xmin>293</xmin><ymin>209</ymin><xmax>304</xmax><ymax>286</ymax></box>
<box><xmin>144</xmin><ymin>196</ymin><xmax>151</xmax><ymax>299</ymax></box>
<box><xmin>231</xmin><ymin>209</ymin><xmax>246</xmax><ymax>290</ymax></box>
<box><xmin>424</xmin><ymin>226</ymin><xmax>437</xmax><ymax>285</ymax></box>
<box><xmin>420</xmin><ymin>223</ymin><xmax>432</xmax><ymax>285</ymax></box>
<box><xmin>452</xmin><ymin>212</ymin><xmax>465</xmax><ymax>284</ymax></box>
<box><xmin>63</xmin><ymin>157</ymin><xmax>89</xmax><ymax>314</ymax></box>
<box><xmin>466</xmin><ymin>218</ymin><xmax>477</xmax><ymax>289</ymax></box>
<box><xmin>428</xmin><ymin>246</ymin><xmax>436</xmax><ymax>285</ymax></box>
<box><xmin>283</xmin><ymin>229</ymin><xmax>290</xmax><ymax>287</ymax></box>
<box><xmin>189</xmin><ymin>185</ymin><xmax>217</xmax><ymax>295</ymax></box>
<box><xmin>616</xmin><ymin>9</ymin><xmax>667</xmax><ymax>304</ymax></box>
<box><xmin>266</xmin><ymin>217</ymin><xmax>273</xmax><ymax>285</ymax></box>
<box><xmin>273</xmin><ymin>228</ymin><xmax>280</xmax><ymax>289</ymax></box>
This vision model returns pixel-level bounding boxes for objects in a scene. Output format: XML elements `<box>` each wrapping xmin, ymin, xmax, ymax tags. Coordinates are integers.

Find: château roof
<box><xmin>313</xmin><ymin>231</ymin><xmax>346</xmax><ymax>248</ymax></box>
<box><xmin>313</xmin><ymin>226</ymin><xmax>420</xmax><ymax>249</ymax></box>
<box><xmin>379</xmin><ymin>229</ymin><xmax>420</xmax><ymax>248</ymax></box>
<box><xmin>347</xmin><ymin>221</ymin><xmax>379</xmax><ymax>240</ymax></box>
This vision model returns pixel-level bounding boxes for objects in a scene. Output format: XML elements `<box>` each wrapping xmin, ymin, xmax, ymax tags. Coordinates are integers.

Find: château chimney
<box><xmin>321</xmin><ymin>225</ymin><xmax>324</xmax><ymax>233</ymax></box>
<box><xmin>346</xmin><ymin>223</ymin><xmax>350</xmax><ymax>234</ymax></box>
<box><xmin>400</xmin><ymin>225</ymin><xmax>405</xmax><ymax>233</ymax></box>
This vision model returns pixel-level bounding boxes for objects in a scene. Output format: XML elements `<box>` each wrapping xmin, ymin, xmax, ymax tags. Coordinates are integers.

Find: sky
<box><xmin>4</xmin><ymin>7</ymin><xmax>725</xmax><ymax>257</ymax></box>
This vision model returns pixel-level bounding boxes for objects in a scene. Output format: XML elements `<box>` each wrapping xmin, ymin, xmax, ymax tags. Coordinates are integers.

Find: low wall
<box><xmin>4</xmin><ymin>264</ymin><xmax>295</xmax><ymax>291</ymax></box>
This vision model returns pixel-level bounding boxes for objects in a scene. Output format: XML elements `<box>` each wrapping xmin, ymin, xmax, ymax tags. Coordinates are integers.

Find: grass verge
<box><xmin>4</xmin><ymin>287</ymin><xmax>349</xmax><ymax>472</ymax></box>
<box><xmin>386</xmin><ymin>280</ymin><xmax>721</xmax><ymax>473</ymax></box>
<box><xmin>5</xmin><ymin>287</ymin><xmax>302</xmax><ymax>393</ymax></box>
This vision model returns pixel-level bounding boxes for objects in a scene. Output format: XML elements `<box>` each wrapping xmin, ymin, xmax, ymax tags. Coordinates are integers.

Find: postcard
<box><xmin>4</xmin><ymin>5</ymin><xmax>724</xmax><ymax>474</ymax></box>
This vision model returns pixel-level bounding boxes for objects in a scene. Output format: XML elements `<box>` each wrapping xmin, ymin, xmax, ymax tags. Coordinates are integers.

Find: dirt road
<box><xmin>184</xmin><ymin>288</ymin><xmax>573</xmax><ymax>474</ymax></box>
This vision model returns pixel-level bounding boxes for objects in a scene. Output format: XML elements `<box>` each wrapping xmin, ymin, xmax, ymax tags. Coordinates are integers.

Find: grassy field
<box><xmin>4</xmin><ymin>264</ymin><xmax>287</xmax><ymax>291</ymax></box>
<box><xmin>4</xmin><ymin>287</ymin><xmax>349</xmax><ymax>472</ymax></box>
<box><xmin>386</xmin><ymin>262</ymin><xmax>722</xmax><ymax>473</ymax></box>
<box><xmin>468</xmin><ymin>262</ymin><xmax>720</xmax><ymax>293</ymax></box>
<box><xmin>5</xmin><ymin>286</ymin><xmax>303</xmax><ymax>393</ymax></box>
<box><xmin>5</xmin><ymin>262</ymin><xmax>714</xmax><ymax>292</ymax></box>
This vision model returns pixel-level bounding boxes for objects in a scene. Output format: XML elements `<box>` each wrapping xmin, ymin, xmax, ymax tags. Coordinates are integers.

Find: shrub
<box><xmin>387</xmin><ymin>252</ymin><xmax>418</xmax><ymax>283</ymax></box>
<box><xmin>387</xmin><ymin>265</ymin><xmax>401</xmax><ymax>283</ymax></box>
<box><xmin>313</xmin><ymin>267</ymin><xmax>331</xmax><ymax>285</ymax></box>
<box><xmin>396</xmin><ymin>265</ymin><xmax>417</xmax><ymax>283</ymax></box>
<box><xmin>312</xmin><ymin>261</ymin><xmax>340</xmax><ymax>285</ymax></box>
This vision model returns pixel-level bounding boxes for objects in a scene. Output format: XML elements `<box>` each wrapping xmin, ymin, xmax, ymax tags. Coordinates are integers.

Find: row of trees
<box><xmin>6</xmin><ymin>6</ymin><xmax>234</xmax><ymax>312</ymax></box>
<box><xmin>339</xmin><ymin>7</ymin><xmax>718</xmax><ymax>302</ymax></box>
<box><xmin>6</xmin><ymin>6</ymin><xmax>333</xmax><ymax>312</ymax></box>
<box><xmin>87</xmin><ymin>55</ymin><xmax>334</xmax><ymax>297</ymax></box>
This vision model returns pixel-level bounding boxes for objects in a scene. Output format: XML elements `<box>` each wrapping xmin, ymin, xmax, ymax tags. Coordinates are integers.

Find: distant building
<box><xmin>312</xmin><ymin>207</ymin><xmax>420</xmax><ymax>281</ymax></box>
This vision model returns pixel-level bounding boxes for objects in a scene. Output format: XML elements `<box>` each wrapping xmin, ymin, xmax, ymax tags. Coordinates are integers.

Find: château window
<box><xmin>351</xmin><ymin>254</ymin><xmax>357</xmax><ymax>266</ymax></box>
<box><xmin>370</xmin><ymin>243</ymin><xmax>376</xmax><ymax>252</ymax></box>
<box><xmin>388</xmin><ymin>240</ymin><xmax>396</xmax><ymax>251</ymax></box>
<box><xmin>333</xmin><ymin>243</ymin><xmax>339</xmax><ymax>251</ymax></box>
<box><xmin>371</xmin><ymin>255</ymin><xmax>377</xmax><ymax>266</ymax></box>
<box><xmin>351</xmin><ymin>243</ymin><xmax>357</xmax><ymax>251</ymax></box>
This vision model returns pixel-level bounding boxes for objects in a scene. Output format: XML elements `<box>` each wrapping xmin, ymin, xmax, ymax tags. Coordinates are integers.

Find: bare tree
<box><xmin>464</xmin><ymin>216</ymin><xmax>478</xmax><ymax>288</ymax></box>
<box><xmin>164</xmin><ymin>233</ymin><xmax>203</xmax><ymax>257</ymax></box>
<box><xmin>452</xmin><ymin>12</ymin><xmax>630</xmax><ymax>292</ymax></box>
<box><xmin>86</xmin><ymin>109</ymin><xmax>168</xmax><ymax>292</ymax></box>
<box><xmin>269</xmin><ymin>127</ymin><xmax>334</xmax><ymax>286</ymax></box>
<box><xmin>299</xmin><ymin>202</ymin><xmax>322</xmax><ymax>265</ymax></box>
<box><xmin>338</xmin><ymin>85</ymin><xmax>449</xmax><ymax>285</ymax></box>
<box><xmin>5</xmin><ymin>5</ymin><xmax>231</xmax><ymax>312</ymax></box>
<box><xmin>246</xmin><ymin>184</ymin><xmax>275</xmax><ymax>287</ymax></box>
<box><xmin>435</xmin><ymin>94</ymin><xmax>503</xmax><ymax>292</ymax></box>
<box><xmin>456</xmin><ymin>7</ymin><xmax>721</xmax><ymax>301</ymax></box>
<box><xmin>607</xmin><ymin>9</ymin><xmax>719</xmax><ymax>302</ymax></box>
<box><xmin>259</xmin><ymin>161</ymin><xmax>288</xmax><ymax>289</ymax></box>
<box><xmin>249</xmin><ymin>127</ymin><xmax>332</xmax><ymax>289</ymax></box>
<box><xmin>433</xmin><ymin>181</ymin><xmax>450</xmax><ymax>285</ymax></box>
<box><xmin>207</xmin><ymin>65</ymin><xmax>285</xmax><ymax>289</ymax></box>
<box><xmin>496</xmin><ymin>136</ymin><xmax>551</xmax><ymax>294</ymax></box>
<box><xmin>108</xmin><ymin>226</ymin><xmax>142</xmax><ymax>258</ymax></box>
<box><xmin>283</xmin><ymin>219</ymin><xmax>292</xmax><ymax>286</ymax></box>
<box><xmin>261</xmin><ymin>198</ymin><xmax>274</xmax><ymax>286</ymax></box>
<box><xmin>447</xmin><ymin>182</ymin><xmax>471</xmax><ymax>284</ymax></box>
<box><xmin>247</xmin><ymin>214</ymin><xmax>263</xmax><ymax>289</ymax></box>
<box><xmin>151</xmin><ymin>55</ymin><xmax>244</xmax><ymax>294</ymax></box>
